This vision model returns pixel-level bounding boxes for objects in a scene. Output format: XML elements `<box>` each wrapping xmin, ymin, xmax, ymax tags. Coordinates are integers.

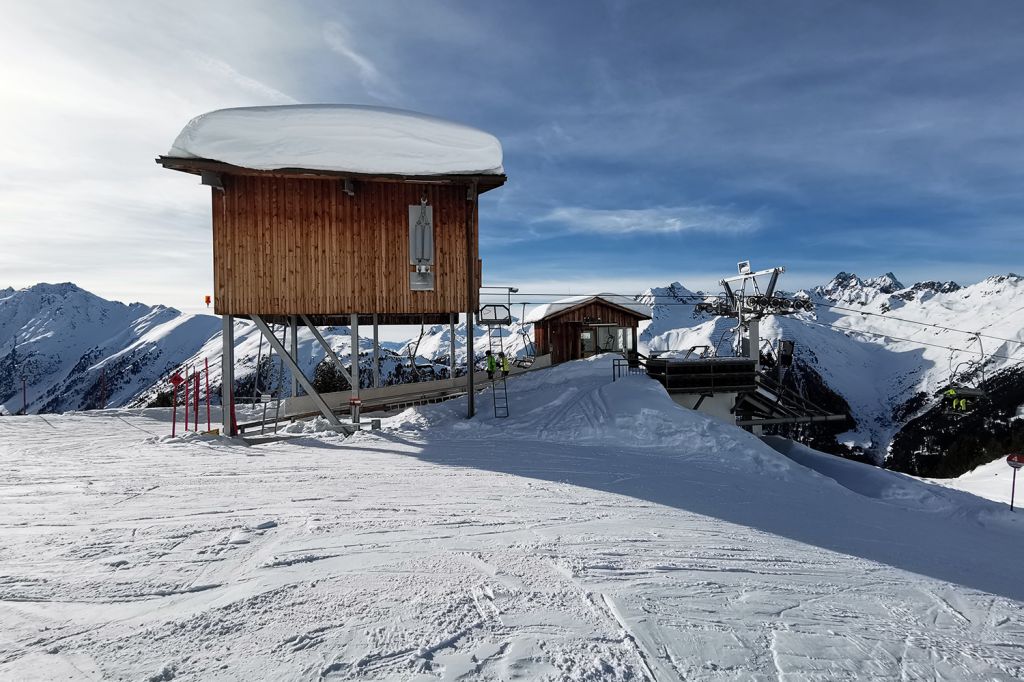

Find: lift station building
<box><xmin>158</xmin><ymin>104</ymin><xmax>506</xmax><ymax>432</ymax></box>
<box><xmin>526</xmin><ymin>295</ymin><xmax>651</xmax><ymax>364</ymax></box>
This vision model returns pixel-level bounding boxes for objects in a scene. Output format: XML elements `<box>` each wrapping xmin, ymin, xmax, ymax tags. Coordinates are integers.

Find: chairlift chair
<box><xmin>940</xmin><ymin>353</ymin><xmax>990</xmax><ymax>417</ymax></box>
<box><xmin>940</xmin><ymin>385</ymin><xmax>987</xmax><ymax>416</ymax></box>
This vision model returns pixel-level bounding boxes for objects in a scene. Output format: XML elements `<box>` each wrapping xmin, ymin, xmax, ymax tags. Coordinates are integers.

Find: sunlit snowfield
<box><xmin>2</xmin><ymin>359</ymin><xmax>1023</xmax><ymax>680</ymax></box>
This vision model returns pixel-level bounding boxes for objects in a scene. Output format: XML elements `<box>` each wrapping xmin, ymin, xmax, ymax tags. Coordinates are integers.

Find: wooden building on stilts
<box><xmin>158</xmin><ymin>104</ymin><xmax>506</xmax><ymax>434</ymax></box>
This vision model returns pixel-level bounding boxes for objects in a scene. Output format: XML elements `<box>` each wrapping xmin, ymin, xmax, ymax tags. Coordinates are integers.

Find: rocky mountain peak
<box><xmin>816</xmin><ymin>272</ymin><xmax>903</xmax><ymax>304</ymax></box>
<box><xmin>863</xmin><ymin>272</ymin><xmax>904</xmax><ymax>294</ymax></box>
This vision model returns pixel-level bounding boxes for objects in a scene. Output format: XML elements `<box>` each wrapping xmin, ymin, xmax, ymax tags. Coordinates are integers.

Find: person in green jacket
<box><xmin>945</xmin><ymin>388</ymin><xmax>969</xmax><ymax>412</ymax></box>
<box><xmin>500</xmin><ymin>352</ymin><xmax>511</xmax><ymax>378</ymax></box>
<box><xmin>485</xmin><ymin>350</ymin><xmax>496</xmax><ymax>380</ymax></box>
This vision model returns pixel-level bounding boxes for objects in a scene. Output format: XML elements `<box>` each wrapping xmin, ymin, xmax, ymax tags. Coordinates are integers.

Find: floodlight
<box><xmin>738</xmin><ymin>260</ymin><xmax>751</xmax><ymax>275</ymax></box>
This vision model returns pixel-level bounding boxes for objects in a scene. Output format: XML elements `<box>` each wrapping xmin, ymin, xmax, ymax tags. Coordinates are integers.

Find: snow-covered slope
<box><xmin>2</xmin><ymin>357</ymin><xmax>1023</xmax><ymax>679</ymax></box>
<box><xmin>932</xmin><ymin>456</ymin><xmax>1022</xmax><ymax>505</ymax></box>
<box><xmin>0</xmin><ymin>283</ymin><xmax>222</xmax><ymax>414</ymax></box>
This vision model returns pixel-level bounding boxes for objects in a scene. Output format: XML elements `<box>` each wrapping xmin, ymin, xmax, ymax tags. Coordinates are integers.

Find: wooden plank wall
<box><xmin>534</xmin><ymin>301</ymin><xmax>646</xmax><ymax>363</ymax></box>
<box><xmin>540</xmin><ymin>301</ymin><xmax>644</xmax><ymax>329</ymax></box>
<box><xmin>211</xmin><ymin>176</ymin><xmax>478</xmax><ymax>316</ymax></box>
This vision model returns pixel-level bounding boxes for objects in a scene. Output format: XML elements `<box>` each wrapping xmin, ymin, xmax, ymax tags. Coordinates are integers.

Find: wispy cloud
<box><xmin>535</xmin><ymin>206</ymin><xmax>762</xmax><ymax>236</ymax></box>
<box><xmin>322</xmin><ymin>21</ymin><xmax>399</xmax><ymax>99</ymax></box>
<box><xmin>187</xmin><ymin>52</ymin><xmax>298</xmax><ymax>105</ymax></box>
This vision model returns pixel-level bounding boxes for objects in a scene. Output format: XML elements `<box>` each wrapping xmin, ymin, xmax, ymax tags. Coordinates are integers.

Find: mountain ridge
<box><xmin>4</xmin><ymin>274</ymin><xmax>1022</xmax><ymax>477</ymax></box>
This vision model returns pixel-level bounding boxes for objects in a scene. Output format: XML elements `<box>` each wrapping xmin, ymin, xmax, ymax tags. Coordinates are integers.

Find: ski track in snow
<box><xmin>1</xmin><ymin>366</ymin><xmax>1024</xmax><ymax>680</ymax></box>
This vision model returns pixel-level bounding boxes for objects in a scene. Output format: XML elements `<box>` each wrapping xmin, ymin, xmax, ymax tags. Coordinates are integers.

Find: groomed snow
<box><xmin>167</xmin><ymin>104</ymin><xmax>504</xmax><ymax>176</ymax></box>
<box><xmin>1</xmin><ymin>357</ymin><xmax>1023</xmax><ymax>679</ymax></box>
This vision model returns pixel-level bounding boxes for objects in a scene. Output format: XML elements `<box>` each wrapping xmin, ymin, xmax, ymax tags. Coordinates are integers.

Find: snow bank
<box><xmin>765</xmin><ymin>436</ymin><xmax>965</xmax><ymax>513</ymax></box>
<box><xmin>388</xmin><ymin>355</ymin><xmax>792</xmax><ymax>478</ymax></box>
<box><xmin>167</xmin><ymin>104</ymin><xmax>504</xmax><ymax>176</ymax></box>
<box><xmin>279</xmin><ymin>415</ymin><xmax>346</xmax><ymax>437</ymax></box>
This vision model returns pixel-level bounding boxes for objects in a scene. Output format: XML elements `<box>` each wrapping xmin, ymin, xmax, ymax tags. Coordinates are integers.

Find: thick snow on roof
<box><xmin>167</xmin><ymin>104</ymin><xmax>504</xmax><ymax>176</ymax></box>
<box><xmin>525</xmin><ymin>294</ymin><xmax>651</xmax><ymax>323</ymax></box>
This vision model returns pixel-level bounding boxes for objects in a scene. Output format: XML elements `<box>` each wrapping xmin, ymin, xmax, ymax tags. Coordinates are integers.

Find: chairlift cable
<box><xmin>486</xmin><ymin>290</ymin><xmax>1024</xmax><ymax>349</ymax></box>
<box><xmin>796</xmin><ymin>319</ymin><xmax>1024</xmax><ymax>365</ymax></box>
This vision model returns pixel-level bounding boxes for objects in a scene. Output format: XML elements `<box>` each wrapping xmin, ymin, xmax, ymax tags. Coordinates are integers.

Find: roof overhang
<box><xmin>156</xmin><ymin>156</ymin><xmax>507</xmax><ymax>194</ymax></box>
<box><xmin>533</xmin><ymin>296</ymin><xmax>652</xmax><ymax>323</ymax></box>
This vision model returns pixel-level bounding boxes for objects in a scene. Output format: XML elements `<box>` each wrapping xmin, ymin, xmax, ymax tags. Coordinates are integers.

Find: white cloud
<box><xmin>187</xmin><ymin>52</ymin><xmax>299</xmax><ymax>105</ymax></box>
<box><xmin>0</xmin><ymin>2</ymin><xmax>377</xmax><ymax>314</ymax></box>
<box><xmin>322</xmin><ymin>21</ymin><xmax>399</xmax><ymax>100</ymax></box>
<box><xmin>535</xmin><ymin>205</ymin><xmax>762</xmax><ymax>235</ymax></box>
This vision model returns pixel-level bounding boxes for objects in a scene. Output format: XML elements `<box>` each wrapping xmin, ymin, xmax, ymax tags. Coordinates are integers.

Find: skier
<box><xmin>945</xmin><ymin>387</ymin><xmax>959</xmax><ymax>411</ymax></box>
<box><xmin>485</xmin><ymin>350</ymin><xmax>496</xmax><ymax>380</ymax></box>
<box><xmin>500</xmin><ymin>352</ymin><xmax>510</xmax><ymax>378</ymax></box>
<box><xmin>945</xmin><ymin>388</ymin><xmax>969</xmax><ymax>412</ymax></box>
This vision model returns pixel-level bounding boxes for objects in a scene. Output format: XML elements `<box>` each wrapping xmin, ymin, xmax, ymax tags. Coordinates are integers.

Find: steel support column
<box><xmin>465</xmin><ymin>182</ymin><xmax>477</xmax><ymax>418</ymax></box>
<box><xmin>372</xmin><ymin>313</ymin><xmax>380</xmax><ymax>389</ymax></box>
<box><xmin>221</xmin><ymin>315</ymin><xmax>235</xmax><ymax>436</ymax></box>
<box><xmin>748</xmin><ymin>318</ymin><xmax>760</xmax><ymax>370</ymax></box>
<box><xmin>350</xmin><ymin>313</ymin><xmax>361</xmax><ymax>423</ymax></box>
<box><xmin>747</xmin><ymin>318</ymin><xmax>762</xmax><ymax>435</ymax></box>
<box><xmin>251</xmin><ymin>315</ymin><xmax>341</xmax><ymax>427</ymax></box>
<box><xmin>449</xmin><ymin>312</ymin><xmax>457</xmax><ymax>379</ymax></box>
<box><xmin>290</xmin><ymin>315</ymin><xmax>299</xmax><ymax>397</ymax></box>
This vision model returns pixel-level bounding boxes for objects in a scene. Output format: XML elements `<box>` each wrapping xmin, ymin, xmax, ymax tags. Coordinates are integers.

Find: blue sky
<box><xmin>2</xmin><ymin>1</ymin><xmax>1022</xmax><ymax>315</ymax></box>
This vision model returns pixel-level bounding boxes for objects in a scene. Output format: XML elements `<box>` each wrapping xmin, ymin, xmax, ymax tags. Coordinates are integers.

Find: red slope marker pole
<box><xmin>171</xmin><ymin>382</ymin><xmax>178</xmax><ymax>438</ymax></box>
<box><xmin>193</xmin><ymin>371</ymin><xmax>199</xmax><ymax>432</ymax></box>
<box><xmin>205</xmin><ymin>357</ymin><xmax>211</xmax><ymax>432</ymax></box>
<box><xmin>184</xmin><ymin>368</ymin><xmax>190</xmax><ymax>433</ymax></box>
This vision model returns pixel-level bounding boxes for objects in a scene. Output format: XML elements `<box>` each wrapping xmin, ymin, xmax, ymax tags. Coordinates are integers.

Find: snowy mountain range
<box><xmin>0</xmin><ymin>282</ymin><xmax>531</xmax><ymax>415</ymax></box>
<box><xmin>637</xmin><ymin>272</ymin><xmax>1024</xmax><ymax>475</ymax></box>
<box><xmin>0</xmin><ymin>283</ymin><xmax>222</xmax><ymax>414</ymax></box>
<box><xmin>4</xmin><ymin>274</ymin><xmax>1022</xmax><ymax>477</ymax></box>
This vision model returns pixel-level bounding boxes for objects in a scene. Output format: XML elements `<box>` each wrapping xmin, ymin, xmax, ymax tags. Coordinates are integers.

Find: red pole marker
<box><xmin>184</xmin><ymin>369</ymin><xmax>190</xmax><ymax>432</ymax></box>
<box><xmin>205</xmin><ymin>357</ymin><xmax>211</xmax><ymax>432</ymax></box>
<box><xmin>194</xmin><ymin>372</ymin><xmax>200</xmax><ymax>431</ymax></box>
<box><xmin>169</xmin><ymin>372</ymin><xmax>184</xmax><ymax>437</ymax></box>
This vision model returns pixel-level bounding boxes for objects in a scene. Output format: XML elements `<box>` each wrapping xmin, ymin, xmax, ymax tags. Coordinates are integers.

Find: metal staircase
<box><xmin>479</xmin><ymin>304</ymin><xmax>511</xmax><ymax>419</ymax></box>
<box><xmin>486</xmin><ymin>324</ymin><xmax>510</xmax><ymax>418</ymax></box>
